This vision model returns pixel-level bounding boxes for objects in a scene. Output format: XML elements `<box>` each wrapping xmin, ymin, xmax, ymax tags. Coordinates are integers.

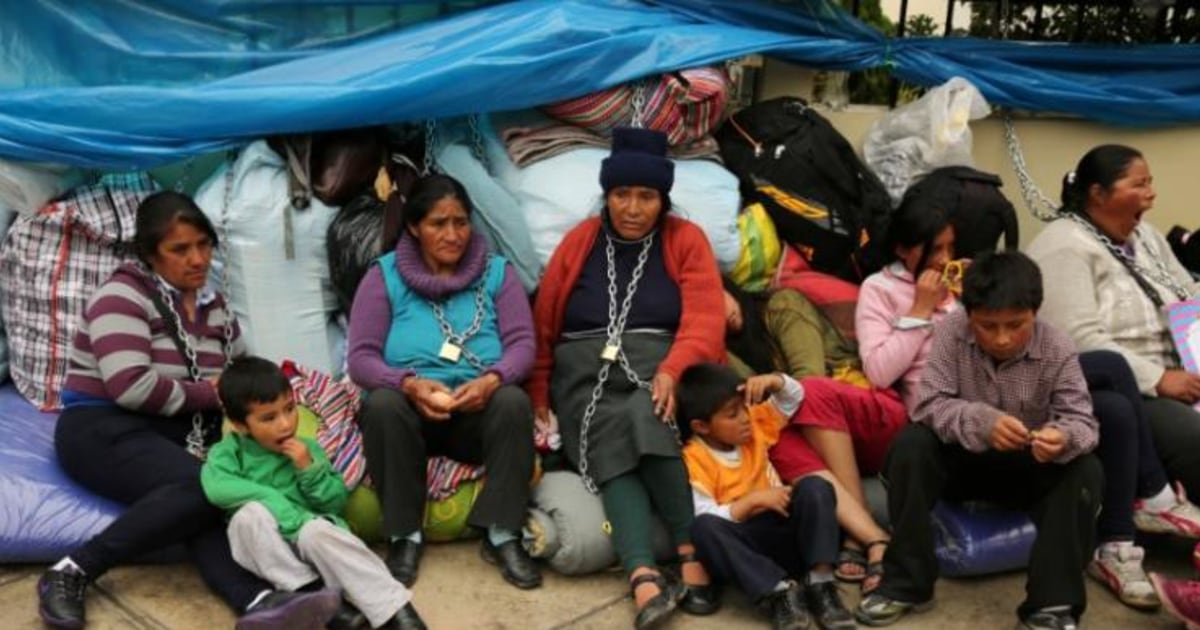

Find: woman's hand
<box><xmin>651</xmin><ymin>372</ymin><xmax>677</xmax><ymax>421</ymax></box>
<box><xmin>401</xmin><ymin>377</ymin><xmax>454</xmax><ymax>421</ymax></box>
<box><xmin>908</xmin><ymin>269</ymin><xmax>949</xmax><ymax>320</ymax></box>
<box><xmin>452</xmin><ymin>373</ymin><xmax>502</xmax><ymax>413</ymax></box>
<box><xmin>1156</xmin><ymin>370</ymin><xmax>1200</xmax><ymax>404</ymax></box>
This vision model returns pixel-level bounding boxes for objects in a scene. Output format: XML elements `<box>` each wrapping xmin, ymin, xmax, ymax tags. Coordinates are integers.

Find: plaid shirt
<box><xmin>912</xmin><ymin>309</ymin><xmax>1098</xmax><ymax>463</ymax></box>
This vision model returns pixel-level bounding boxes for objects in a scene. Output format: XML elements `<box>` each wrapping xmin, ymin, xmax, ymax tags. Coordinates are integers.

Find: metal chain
<box><xmin>430</xmin><ymin>270</ymin><xmax>491</xmax><ymax>372</ymax></box>
<box><xmin>577</xmin><ymin>233</ymin><xmax>658</xmax><ymax>494</ymax></box>
<box><xmin>423</xmin><ymin>119</ymin><xmax>438</xmax><ymax>176</ymax></box>
<box><xmin>219</xmin><ymin>150</ymin><xmax>237</xmax><ymax>353</ymax></box>
<box><xmin>1002</xmin><ymin>114</ymin><xmax>1061</xmax><ymax>221</ymax></box>
<box><xmin>468</xmin><ymin>114</ymin><xmax>490</xmax><ymax>171</ymax></box>
<box><xmin>629</xmin><ymin>79</ymin><xmax>648</xmax><ymax>129</ymax></box>
<box><xmin>152</xmin><ymin>273</ymin><xmax>235</xmax><ymax>459</ymax></box>
<box><xmin>1065</xmin><ymin>212</ymin><xmax>1192</xmax><ymax>302</ymax></box>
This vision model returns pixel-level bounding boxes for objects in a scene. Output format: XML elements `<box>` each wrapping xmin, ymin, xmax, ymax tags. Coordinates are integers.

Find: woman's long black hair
<box><xmin>722</xmin><ymin>276</ymin><xmax>784</xmax><ymax>375</ymax></box>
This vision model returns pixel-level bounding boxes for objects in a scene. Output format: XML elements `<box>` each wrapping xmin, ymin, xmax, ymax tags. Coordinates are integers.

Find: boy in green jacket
<box><xmin>202</xmin><ymin>357</ymin><xmax>426</xmax><ymax>630</ymax></box>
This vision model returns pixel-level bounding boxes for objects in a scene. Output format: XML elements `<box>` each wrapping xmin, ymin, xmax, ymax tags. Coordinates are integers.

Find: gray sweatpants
<box><xmin>228</xmin><ymin>501</ymin><xmax>410</xmax><ymax>628</ymax></box>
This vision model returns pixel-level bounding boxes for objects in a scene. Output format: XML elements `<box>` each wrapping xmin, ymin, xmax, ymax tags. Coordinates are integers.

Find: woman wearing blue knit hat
<box><xmin>528</xmin><ymin>127</ymin><xmax>726</xmax><ymax>628</ymax></box>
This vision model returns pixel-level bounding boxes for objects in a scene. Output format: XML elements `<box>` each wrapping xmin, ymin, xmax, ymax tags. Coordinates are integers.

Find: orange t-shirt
<box><xmin>682</xmin><ymin>402</ymin><xmax>785</xmax><ymax>506</ymax></box>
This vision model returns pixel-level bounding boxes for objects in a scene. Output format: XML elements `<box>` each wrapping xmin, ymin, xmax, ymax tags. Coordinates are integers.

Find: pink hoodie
<box><xmin>855</xmin><ymin>262</ymin><xmax>959</xmax><ymax>413</ymax></box>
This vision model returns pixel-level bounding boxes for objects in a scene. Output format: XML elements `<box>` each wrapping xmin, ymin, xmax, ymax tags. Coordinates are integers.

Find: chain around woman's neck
<box><xmin>1066</xmin><ymin>212</ymin><xmax>1191</xmax><ymax>302</ymax></box>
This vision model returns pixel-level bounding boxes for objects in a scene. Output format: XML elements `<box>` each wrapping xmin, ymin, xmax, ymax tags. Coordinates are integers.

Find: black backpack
<box><xmin>900</xmin><ymin>166</ymin><xmax>1019</xmax><ymax>261</ymax></box>
<box><xmin>716</xmin><ymin>97</ymin><xmax>893</xmax><ymax>281</ymax></box>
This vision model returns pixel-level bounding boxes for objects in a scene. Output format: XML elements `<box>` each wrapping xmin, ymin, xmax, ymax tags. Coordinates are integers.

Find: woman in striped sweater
<box><xmin>37</xmin><ymin>192</ymin><xmax>340</xmax><ymax>630</ymax></box>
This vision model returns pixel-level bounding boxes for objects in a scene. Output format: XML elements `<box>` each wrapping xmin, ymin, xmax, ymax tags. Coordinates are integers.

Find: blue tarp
<box><xmin>1</xmin><ymin>0</ymin><xmax>1198</xmax><ymax>168</ymax></box>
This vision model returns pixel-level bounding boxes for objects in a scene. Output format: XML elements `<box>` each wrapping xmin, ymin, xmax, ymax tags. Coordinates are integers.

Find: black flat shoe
<box><xmin>675</xmin><ymin>552</ymin><xmax>721</xmax><ymax>615</ymax></box>
<box><xmin>759</xmin><ymin>583</ymin><xmax>811</xmax><ymax>630</ymax></box>
<box><xmin>630</xmin><ymin>571</ymin><xmax>680</xmax><ymax>630</ymax></box>
<box><xmin>380</xmin><ymin>603</ymin><xmax>427</xmax><ymax>630</ymax></box>
<box><xmin>481</xmin><ymin>538</ymin><xmax>543</xmax><ymax>589</ymax></box>
<box><xmin>386</xmin><ymin>540</ymin><xmax>423</xmax><ymax>588</ymax></box>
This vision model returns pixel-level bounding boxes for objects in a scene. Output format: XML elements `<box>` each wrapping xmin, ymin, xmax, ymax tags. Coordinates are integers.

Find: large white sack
<box><xmin>482</xmin><ymin>113</ymin><xmax>741</xmax><ymax>272</ymax></box>
<box><xmin>194</xmin><ymin>141</ymin><xmax>345</xmax><ymax>375</ymax></box>
<box><xmin>0</xmin><ymin>160</ymin><xmax>85</xmax><ymax>215</ymax></box>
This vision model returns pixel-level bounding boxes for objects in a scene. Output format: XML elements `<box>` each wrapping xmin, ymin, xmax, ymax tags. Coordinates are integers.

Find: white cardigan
<box><xmin>1026</xmin><ymin>217</ymin><xmax>1198</xmax><ymax>395</ymax></box>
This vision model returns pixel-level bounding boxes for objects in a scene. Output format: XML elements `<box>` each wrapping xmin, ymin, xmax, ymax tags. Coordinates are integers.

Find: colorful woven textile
<box><xmin>542</xmin><ymin>66</ymin><xmax>730</xmax><ymax>147</ymax></box>
<box><xmin>0</xmin><ymin>173</ymin><xmax>157</xmax><ymax>409</ymax></box>
<box><xmin>282</xmin><ymin>360</ymin><xmax>485</xmax><ymax>499</ymax></box>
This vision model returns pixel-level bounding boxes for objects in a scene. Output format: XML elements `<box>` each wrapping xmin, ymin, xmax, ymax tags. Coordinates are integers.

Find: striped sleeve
<box><xmin>83</xmin><ymin>279</ymin><xmax>219</xmax><ymax>416</ymax></box>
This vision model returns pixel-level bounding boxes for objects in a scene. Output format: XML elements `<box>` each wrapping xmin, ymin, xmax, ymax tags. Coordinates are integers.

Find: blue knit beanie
<box><xmin>599</xmin><ymin>127</ymin><xmax>675</xmax><ymax>195</ymax></box>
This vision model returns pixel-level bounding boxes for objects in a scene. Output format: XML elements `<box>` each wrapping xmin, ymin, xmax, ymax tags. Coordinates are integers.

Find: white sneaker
<box><xmin>1133</xmin><ymin>482</ymin><xmax>1200</xmax><ymax>538</ymax></box>
<box><xmin>1087</xmin><ymin>544</ymin><xmax>1160</xmax><ymax>610</ymax></box>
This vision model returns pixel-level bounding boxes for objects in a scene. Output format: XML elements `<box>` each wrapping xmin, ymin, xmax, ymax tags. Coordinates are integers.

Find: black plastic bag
<box><xmin>327</xmin><ymin>194</ymin><xmax>387</xmax><ymax>314</ymax></box>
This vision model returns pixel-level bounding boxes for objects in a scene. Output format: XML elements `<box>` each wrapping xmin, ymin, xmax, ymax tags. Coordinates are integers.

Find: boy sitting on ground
<box><xmin>201</xmin><ymin>356</ymin><xmax>427</xmax><ymax>630</ymax></box>
<box><xmin>677</xmin><ymin>363</ymin><xmax>854</xmax><ymax>630</ymax></box>
<box><xmin>855</xmin><ymin>251</ymin><xmax>1102</xmax><ymax>630</ymax></box>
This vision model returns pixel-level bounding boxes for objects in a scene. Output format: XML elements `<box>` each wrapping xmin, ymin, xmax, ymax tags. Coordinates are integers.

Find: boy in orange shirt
<box><xmin>677</xmin><ymin>364</ymin><xmax>853</xmax><ymax>630</ymax></box>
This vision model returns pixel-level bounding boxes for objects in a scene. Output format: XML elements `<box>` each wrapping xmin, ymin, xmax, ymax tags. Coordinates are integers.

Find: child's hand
<box><xmin>989</xmin><ymin>415</ymin><xmax>1030</xmax><ymax>451</ymax></box>
<box><xmin>1030</xmin><ymin>427</ymin><xmax>1066</xmax><ymax>463</ymax></box>
<box><xmin>755</xmin><ymin>486</ymin><xmax>792</xmax><ymax>517</ymax></box>
<box><xmin>741</xmin><ymin>374</ymin><xmax>785</xmax><ymax>406</ymax></box>
<box><xmin>910</xmin><ymin>269</ymin><xmax>949</xmax><ymax>320</ymax></box>
<box><xmin>279</xmin><ymin>438</ymin><xmax>312</xmax><ymax>470</ymax></box>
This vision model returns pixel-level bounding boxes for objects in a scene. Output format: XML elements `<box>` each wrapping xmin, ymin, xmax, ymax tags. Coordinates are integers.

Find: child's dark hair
<box><xmin>961</xmin><ymin>251</ymin><xmax>1043</xmax><ymax>313</ymax></box>
<box><xmin>217</xmin><ymin>356</ymin><xmax>293</xmax><ymax>423</ymax></box>
<box><xmin>676</xmin><ymin>363</ymin><xmax>744</xmax><ymax>441</ymax></box>
<box><xmin>1060</xmin><ymin>144</ymin><xmax>1143</xmax><ymax>215</ymax></box>
<box><xmin>883</xmin><ymin>194</ymin><xmax>955</xmax><ymax>272</ymax></box>
<box><xmin>722</xmin><ymin>276</ymin><xmax>783</xmax><ymax>375</ymax></box>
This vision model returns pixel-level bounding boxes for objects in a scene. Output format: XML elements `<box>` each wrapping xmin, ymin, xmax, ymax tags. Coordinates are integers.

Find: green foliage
<box><xmin>968</xmin><ymin>1</ymin><xmax>1199</xmax><ymax>43</ymax></box>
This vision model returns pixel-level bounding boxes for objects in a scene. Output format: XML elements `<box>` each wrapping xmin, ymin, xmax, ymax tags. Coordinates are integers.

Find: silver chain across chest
<box><xmin>430</xmin><ymin>268</ymin><xmax>490</xmax><ymax>372</ymax></box>
<box><xmin>152</xmin><ymin>273</ymin><xmax>235</xmax><ymax>459</ymax></box>
<box><xmin>576</xmin><ymin>233</ymin><xmax>666</xmax><ymax>494</ymax></box>
<box><xmin>1066</xmin><ymin>212</ymin><xmax>1192</xmax><ymax>303</ymax></box>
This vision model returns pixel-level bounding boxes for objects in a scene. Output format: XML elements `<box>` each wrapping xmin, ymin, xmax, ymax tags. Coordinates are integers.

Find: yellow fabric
<box><xmin>730</xmin><ymin>203</ymin><xmax>783</xmax><ymax>292</ymax></box>
<box><xmin>682</xmin><ymin>402</ymin><xmax>784</xmax><ymax>506</ymax></box>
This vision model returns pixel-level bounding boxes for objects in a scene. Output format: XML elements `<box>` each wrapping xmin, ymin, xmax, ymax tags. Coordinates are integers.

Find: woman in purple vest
<box><xmin>38</xmin><ymin>192</ymin><xmax>340</xmax><ymax>629</ymax></box>
<box><xmin>347</xmin><ymin>174</ymin><xmax>541</xmax><ymax>591</ymax></box>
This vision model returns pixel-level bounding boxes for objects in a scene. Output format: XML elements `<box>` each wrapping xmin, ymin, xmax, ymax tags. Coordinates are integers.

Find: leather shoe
<box><xmin>631</xmin><ymin>572</ymin><xmax>680</xmax><ymax>630</ymax></box>
<box><xmin>380</xmin><ymin>603</ymin><xmax>427</xmax><ymax>630</ymax></box>
<box><xmin>680</xmin><ymin>582</ymin><xmax>722</xmax><ymax>616</ymax></box>
<box><xmin>481</xmin><ymin>538</ymin><xmax>543</xmax><ymax>589</ymax></box>
<box><xmin>236</xmin><ymin>588</ymin><xmax>341</xmax><ymax>630</ymax></box>
<box><xmin>386</xmin><ymin>540</ymin><xmax>423</xmax><ymax>588</ymax></box>
<box><xmin>326</xmin><ymin>601</ymin><xmax>366</xmax><ymax>630</ymax></box>
<box><xmin>38</xmin><ymin>567</ymin><xmax>88</xmax><ymax>629</ymax></box>
<box><xmin>804</xmin><ymin>580</ymin><xmax>855</xmax><ymax>630</ymax></box>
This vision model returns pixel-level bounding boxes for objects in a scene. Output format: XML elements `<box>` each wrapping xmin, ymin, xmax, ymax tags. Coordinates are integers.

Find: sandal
<box><xmin>862</xmin><ymin>540</ymin><xmax>889</xmax><ymax>595</ymax></box>
<box><xmin>834</xmin><ymin>544</ymin><xmax>867</xmax><ymax>583</ymax></box>
<box><xmin>676</xmin><ymin>552</ymin><xmax>721</xmax><ymax>616</ymax></box>
<box><xmin>630</xmin><ymin>571</ymin><xmax>679</xmax><ymax>630</ymax></box>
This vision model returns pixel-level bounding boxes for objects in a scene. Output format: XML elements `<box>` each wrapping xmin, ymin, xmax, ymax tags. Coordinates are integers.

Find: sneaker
<box><xmin>1086</xmin><ymin>544</ymin><xmax>1160</xmax><ymax>610</ymax></box>
<box><xmin>854</xmin><ymin>591</ymin><xmax>933</xmax><ymax>627</ymax></box>
<box><xmin>1151</xmin><ymin>572</ymin><xmax>1200</xmax><ymax>630</ymax></box>
<box><xmin>758</xmin><ymin>582</ymin><xmax>811</xmax><ymax>630</ymax></box>
<box><xmin>1133</xmin><ymin>482</ymin><xmax>1200</xmax><ymax>538</ymax></box>
<box><xmin>1015</xmin><ymin>606</ymin><xmax>1077</xmax><ymax>630</ymax></box>
<box><xmin>37</xmin><ymin>568</ymin><xmax>88</xmax><ymax>629</ymax></box>
<box><xmin>803</xmin><ymin>580</ymin><xmax>855</xmax><ymax>630</ymax></box>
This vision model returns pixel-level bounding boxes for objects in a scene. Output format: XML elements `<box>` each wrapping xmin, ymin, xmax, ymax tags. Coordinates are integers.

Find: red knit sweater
<box><xmin>528</xmin><ymin>215</ymin><xmax>726</xmax><ymax>410</ymax></box>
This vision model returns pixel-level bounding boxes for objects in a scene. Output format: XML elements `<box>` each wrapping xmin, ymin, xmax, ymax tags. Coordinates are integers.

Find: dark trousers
<box><xmin>1079</xmin><ymin>350</ymin><xmax>1168</xmax><ymax>541</ymax></box>
<box><xmin>691</xmin><ymin>476</ymin><xmax>839</xmax><ymax>601</ymax></box>
<box><xmin>599</xmin><ymin>455</ymin><xmax>695</xmax><ymax>573</ymax></box>
<box><xmin>55</xmin><ymin>406</ymin><xmax>268</xmax><ymax>612</ymax></box>
<box><xmin>358</xmin><ymin>385</ymin><xmax>534</xmax><ymax>537</ymax></box>
<box><xmin>879</xmin><ymin>424</ymin><xmax>1102</xmax><ymax>620</ymax></box>
<box><xmin>1144</xmin><ymin>396</ymin><xmax>1200</xmax><ymax>501</ymax></box>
